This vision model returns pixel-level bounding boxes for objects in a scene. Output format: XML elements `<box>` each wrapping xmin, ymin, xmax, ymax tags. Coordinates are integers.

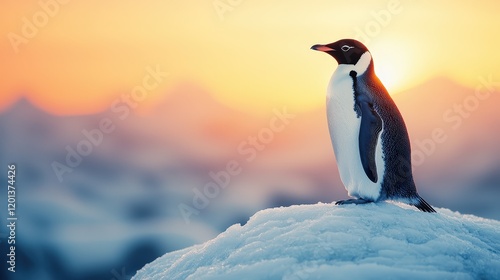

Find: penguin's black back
<box><xmin>355</xmin><ymin>62</ymin><xmax>419</xmax><ymax>200</ymax></box>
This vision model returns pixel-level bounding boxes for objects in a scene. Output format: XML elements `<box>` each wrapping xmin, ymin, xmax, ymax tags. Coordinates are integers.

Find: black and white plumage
<box><xmin>311</xmin><ymin>39</ymin><xmax>435</xmax><ymax>213</ymax></box>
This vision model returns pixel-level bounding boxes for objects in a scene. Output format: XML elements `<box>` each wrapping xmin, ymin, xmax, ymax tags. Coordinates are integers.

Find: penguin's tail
<box><xmin>412</xmin><ymin>196</ymin><xmax>436</xmax><ymax>213</ymax></box>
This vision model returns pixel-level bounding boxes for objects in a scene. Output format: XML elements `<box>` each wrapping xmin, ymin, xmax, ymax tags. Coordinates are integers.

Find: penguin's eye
<box><xmin>341</xmin><ymin>45</ymin><xmax>353</xmax><ymax>52</ymax></box>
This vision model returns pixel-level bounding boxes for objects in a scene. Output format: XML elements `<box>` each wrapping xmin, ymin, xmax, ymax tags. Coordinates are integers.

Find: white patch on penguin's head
<box><xmin>353</xmin><ymin>52</ymin><xmax>372</xmax><ymax>75</ymax></box>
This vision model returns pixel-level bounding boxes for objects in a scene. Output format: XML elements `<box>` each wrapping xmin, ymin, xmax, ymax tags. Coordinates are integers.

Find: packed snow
<box><xmin>133</xmin><ymin>202</ymin><xmax>500</xmax><ymax>280</ymax></box>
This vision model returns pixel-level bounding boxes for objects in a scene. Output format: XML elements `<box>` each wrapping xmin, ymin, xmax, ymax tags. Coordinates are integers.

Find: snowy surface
<box><xmin>133</xmin><ymin>202</ymin><xmax>500</xmax><ymax>280</ymax></box>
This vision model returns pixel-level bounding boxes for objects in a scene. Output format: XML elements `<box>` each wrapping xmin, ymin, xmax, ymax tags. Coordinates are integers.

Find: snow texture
<box><xmin>133</xmin><ymin>202</ymin><xmax>500</xmax><ymax>280</ymax></box>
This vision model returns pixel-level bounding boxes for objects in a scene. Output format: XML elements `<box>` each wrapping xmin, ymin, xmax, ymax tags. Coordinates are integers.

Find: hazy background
<box><xmin>0</xmin><ymin>1</ymin><xmax>499</xmax><ymax>280</ymax></box>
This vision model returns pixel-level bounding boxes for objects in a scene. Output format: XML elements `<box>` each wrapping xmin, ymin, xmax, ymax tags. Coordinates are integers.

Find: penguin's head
<box><xmin>311</xmin><ymin>39</ymin><xmax>369</xmax><ymax>65</ymax></box>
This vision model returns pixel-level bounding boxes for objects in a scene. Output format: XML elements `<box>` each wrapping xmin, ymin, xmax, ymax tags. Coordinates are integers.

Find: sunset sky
<box><xmin>1</xmin><ymin>0</ymin><xmax>499</xmax><ymax>115</ymax></box>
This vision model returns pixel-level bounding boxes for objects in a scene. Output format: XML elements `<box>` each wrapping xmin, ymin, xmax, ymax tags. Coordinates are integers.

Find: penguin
<box><xmin>311</xmin><ymin>39</ymin><xmax>436</xmax><ymax>213</ymax></box>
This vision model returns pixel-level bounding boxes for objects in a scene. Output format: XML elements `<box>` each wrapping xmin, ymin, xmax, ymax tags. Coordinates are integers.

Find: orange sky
<box><xmin>1</xmin><ymin>0</ymin><xmax>499</xmax><ymax>115</ymax></box>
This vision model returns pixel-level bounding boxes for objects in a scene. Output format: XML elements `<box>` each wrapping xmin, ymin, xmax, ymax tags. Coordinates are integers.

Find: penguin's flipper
<box><xmin>358</xmin><ymin>100</ymin><xmax>382</xmax><ymax>183</ymax></box>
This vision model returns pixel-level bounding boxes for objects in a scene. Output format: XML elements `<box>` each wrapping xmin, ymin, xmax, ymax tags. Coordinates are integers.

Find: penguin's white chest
<box><xmin>326</xmin><ymin>65</ymin><xmax>385</xmax><ymax>201</ymax></box>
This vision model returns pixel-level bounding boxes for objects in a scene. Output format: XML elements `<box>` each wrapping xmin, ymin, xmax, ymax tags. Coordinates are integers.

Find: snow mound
<box><xmin>133</xmin><ymin>202</ymin><xmax>500</xmax><ymax>280</ymax></box>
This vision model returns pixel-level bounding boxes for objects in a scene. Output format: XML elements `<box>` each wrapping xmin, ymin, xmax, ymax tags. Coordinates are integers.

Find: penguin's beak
<box><xmin>311</xmin><ymin>44</ymin><xmax>335</xmax><ymax>52</ymax></box>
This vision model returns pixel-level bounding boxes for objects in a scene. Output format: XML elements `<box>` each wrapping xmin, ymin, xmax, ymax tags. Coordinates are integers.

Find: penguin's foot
<box><xmin>335</xmin><ymin>198</ymin><xmax>372</xmax><ymax>205</ymax></box>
